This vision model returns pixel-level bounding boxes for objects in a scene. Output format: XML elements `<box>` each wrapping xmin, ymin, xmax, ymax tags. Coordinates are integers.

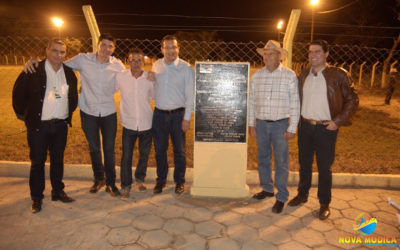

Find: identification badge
<box><xmin>54</xmin><ymin>87</ymin><xmax>61</xmax><ymax>99</ymax></box>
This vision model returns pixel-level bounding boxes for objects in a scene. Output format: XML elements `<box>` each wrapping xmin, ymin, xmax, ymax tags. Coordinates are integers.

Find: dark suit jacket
<box><xmin>12</xmin><ymin>60</ymin><xmax>78</xmax><ymax>130</ymax></box>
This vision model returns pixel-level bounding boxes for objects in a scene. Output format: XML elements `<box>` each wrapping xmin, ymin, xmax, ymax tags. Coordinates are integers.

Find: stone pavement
<box><xmin>0</xmin><ymin>176</ymin><xmax>399</xmax><ymax>250</ymax></box>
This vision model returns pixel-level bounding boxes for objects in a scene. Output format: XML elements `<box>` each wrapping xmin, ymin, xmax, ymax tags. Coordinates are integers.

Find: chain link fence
<box><xmin>0</xmin><ymin>36</ymin><xmax>399</xmax><ymax>88</ymax></box>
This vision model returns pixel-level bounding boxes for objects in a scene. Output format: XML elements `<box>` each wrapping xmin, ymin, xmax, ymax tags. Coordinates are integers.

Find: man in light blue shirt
<box><xmin>25</xmin><ymin>34</ymin><xmax>125</xmax><ymax>197</ymax></box>
<box><xmin>152</xmin><ymin>35</ymin><xmax>194</xmax><ymax>195</ymax></box>
<box><xmin>68</xmin><ymin>34</ymin><xmax>125</xmax><ymax>196</ymax></box>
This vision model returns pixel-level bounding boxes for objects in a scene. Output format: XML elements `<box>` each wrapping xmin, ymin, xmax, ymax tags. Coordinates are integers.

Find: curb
<box><xmin>1</xmin><ymin>161</ymin><xmax>399</xmax><ymax>189</ymax></box>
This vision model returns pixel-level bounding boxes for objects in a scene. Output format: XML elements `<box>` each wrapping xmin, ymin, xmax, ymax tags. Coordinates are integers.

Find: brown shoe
<box><xmin>105</xmin><ymin>185</ymin><xmax>121</xmax><ymax>197</ymax></box>
<box><xmin>288</xmin><ymin>195</ymin><xmax>308</xmax><ymax>206</ymax></box>
<box><xmin>136</xmin><ymin>182</ymin><xmax>147</xmax><ymax>191</ymax></box>
<box><xmin>272</xmin><ymin>200</ymin><xmax>285</xmax><ymax>214</ymax></box>
<box><xmin>175</xmin><ymin>183</ymin><xmax>184</xmax><ymax>194</ymax></box>
<box><xmin>89</xmin><ymin>180</ymin><xmax>105</xmax><ymax>193</ymax></box>
<box><xmin>153</xmin><ymin>183</ymin><xmax>166</xmax><ymax>194</ymax></box>
<box><xmin>31</xmin><ymin>200</ymin><xmax>42</xmax><ymax>213</ymax></box>
<box><xmin>51</xmin><ymin>191</ymin><xmax>75</xmax><ymax>203</ymax></box>
<box><xmin>319</xmin><ymin>204</ymin><xmax>330</xmax><ymax>220</ymax></box>
<box><xmin>253</xmin><ymin>190</ymin><xmax>274</xmax><ymax>200</ymax></box>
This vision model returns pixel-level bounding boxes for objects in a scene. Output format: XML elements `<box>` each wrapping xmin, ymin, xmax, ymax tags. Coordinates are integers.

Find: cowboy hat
<box><xmin>256</xmin><ymin>40</ymin><xmax>288</xmax><ymax>60</ymax></box>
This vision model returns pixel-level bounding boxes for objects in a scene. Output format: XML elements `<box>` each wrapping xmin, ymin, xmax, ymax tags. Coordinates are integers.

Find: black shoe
<box><xmin>89</xmin><ymin>180</ymin><xmax>105</xmax><ymax>193</ymax></box>
<box><xmin>253</xmin><ymin>190</ymin><xmax>274</xmax><ymax>200</ymax></box>
<box><xmin>31</xmin><ymin>200</ymin><xmax>42</xmax><ymax>213</ymax></box>
<box><xmin>175</xmin><ymin>183</ymin><xmax>184</xmax><ymax>194</ymax></box>
<box><xmin>105</xmin><ymin>185</ymin><xmax>121</xmax><ymax>197</ymax></box>
<box><xmin>288</xmin><ymin>195</ymin><xmax>308</xmax><ymax>207</ymax></box>
<box><xmin>153</xmin><ymin>183</ymin><xmax>166</xmax><ymax>194</ymax></box>
<box><xmin>272</xmin><ymin>200</ymin><xmax>285</xmax><ymax>214</ymax></box>
<box><xmin>51</xmin><ymin>191</ymin><xmax>75</xmax><ymax>203</ymax></box>
<box><xmin>319</xmin><ymin>204</ymin><xmax>330</xmax><ymax>220</ymax></box>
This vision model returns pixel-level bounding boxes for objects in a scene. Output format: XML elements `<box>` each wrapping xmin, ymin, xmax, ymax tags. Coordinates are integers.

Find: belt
<box><xmin>155</xmin><ymin>107</ymin><xmax>185</xmax><ymax>114</ymax></box>
<box><xmin>301</xmin><ymin>117</ymin><xmax>326</xmax><ymax>125</ymax></box>
<box><xmin>263</xmin><ymin>118</ymin><xmax>288</xmax><ymax>122</ymax></box>
<box><xmin>42</xmin><ymin>119</ymin><xmax>66</xmax><ymax>124</ymax></box>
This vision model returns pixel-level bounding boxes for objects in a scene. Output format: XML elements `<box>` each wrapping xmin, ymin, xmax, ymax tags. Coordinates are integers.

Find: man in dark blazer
<box><xmin>12</xmin><ymin>39</ymin><xmax>78</xmax><ymax>213</ymax></box>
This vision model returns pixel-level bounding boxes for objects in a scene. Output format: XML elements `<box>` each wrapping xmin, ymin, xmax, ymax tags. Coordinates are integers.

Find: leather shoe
<box><xmin>89</xmin><ymin>179</ymin><xmax>105</xmax><ymax>193</ymax></box>
<box><xmin>253</xmin><ymin>190</ymin><xmax>274</xmax><ymax>200</ymax></box>
<box><xmin>288</xmin><ymin>195</ymin><xmax>308</xmax><ymax>207</ymax></box>
<box><xmin>153</xmin><ymin>183</ymin><xmax>166</xmax><ymax>194</ymax></box>
<box><xmin>106</xmin><ymin>185</ymin><xmax>121</xmax><ymax>197</ymax></box>
<box><xmin>31</xmin><ymin>200</ymin><xmax>42</xmax><ymax>213</ymax></box>
<box><xmin>319</xmin><ymin>204</ymin><xmax>330</xmax><ymax>220</ymax></box>
<box><xmin>272</xmin><ymin>200</ymin><xmax>285</xmax><ymax>214</ymax></box>
<box><xmin>52</xmin><ymin>191</ymin><xmax>75</xmax><ymax>202</ymax></box>
<box><xmin>175</xmin><ymin>183</ymin><xmax>184</xmax><ymax>194</ymax></box>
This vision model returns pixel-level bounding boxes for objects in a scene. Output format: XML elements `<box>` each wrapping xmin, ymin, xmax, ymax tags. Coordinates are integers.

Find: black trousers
<box><xmin>27</xmin><ymin>120</ymin><xmax>68</xmax><ymax>202</ymax></box>
<box><xmin>297</xmin><ymin>121</ymin><xmax>338</xmax><ymax>205</ymax></box>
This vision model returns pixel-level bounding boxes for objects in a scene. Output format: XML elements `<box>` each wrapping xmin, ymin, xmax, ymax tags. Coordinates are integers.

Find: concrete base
<box><xmin>191</xmin><ymin>142</ymin><xmax>249</xmax><ymax>198</ymax></box>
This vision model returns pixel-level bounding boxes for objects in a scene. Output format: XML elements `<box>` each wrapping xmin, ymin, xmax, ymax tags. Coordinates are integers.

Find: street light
<box><xmin>310</xmin><ymin>0</ymin><xmax>319</xmax><ymax>42</ymax></box>
<box><xmin>277</xmin><ymin>20</ymin><xmax>284</xmax><ymax>42</ymax></box>
<box><xmin>52</xmin><ymin>17</ymin><xmax>64</xmax><ymax>38</ymax></box>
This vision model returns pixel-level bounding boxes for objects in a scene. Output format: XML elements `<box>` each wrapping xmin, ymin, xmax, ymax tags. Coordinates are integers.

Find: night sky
<box><xmin>0</xmin><ymin>0</ymin><xmax>399</xmax><ymax>47</ymax></box>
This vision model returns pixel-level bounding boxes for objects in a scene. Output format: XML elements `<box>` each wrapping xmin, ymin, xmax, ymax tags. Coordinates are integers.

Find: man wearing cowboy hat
<box><xmin>249</xmin><ymin>40</ymin><xmax>300</xmax><ymax>213</ymax></box>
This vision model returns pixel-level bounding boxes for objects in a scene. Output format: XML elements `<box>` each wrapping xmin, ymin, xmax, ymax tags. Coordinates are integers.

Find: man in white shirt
<box><xmin>288</xmin><ymin>40</ymin><xmax>358</xmax><ymax>220</ymax></box>
<box><xmin>249</xmin><ymin>40</ymin><xmax>300</xmax><ymax>214</ymax></box>
<box><xmin>115</xmin><ymin>49</ymin><xmax>154</xmax><ymax>200</ymax></box>
<box><xmin>13</xmin><ymin>39</ymin><xmax>78</xmax><ymax>213</ymax></box>
<box><xmin>152</xmin><ymin>35</ymin><xmax>195</xmax><ymax>195</ymax></box>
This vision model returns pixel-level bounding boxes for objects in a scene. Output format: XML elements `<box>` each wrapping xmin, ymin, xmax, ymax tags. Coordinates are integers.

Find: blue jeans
<box><xmin>80</xmin><ymin>111</ymin><xmax>117</xmax><ymax>186</ymax></box>
<box><xmin>27</xmin><ymin>120</ymin><xmax>68</xmax><ymax>201</ymax></box>
<box><xmin>256</xmin><ymin>119</ymin><xmax>289</xmax><ymax>202</ymax></box>
<box><xmin>297</xmin><ymin>121</ymin><xmax>338</xmax><ymax>205</ymax></box>
<box><xmin>152</xmin><ymin>109</ymin><xmax>186</xmax><ymax>184</ymax></box>
<box><xmin>120</xmin><ymin>127</ymin><xmax>152</xmax><ymax>189</ymax></box>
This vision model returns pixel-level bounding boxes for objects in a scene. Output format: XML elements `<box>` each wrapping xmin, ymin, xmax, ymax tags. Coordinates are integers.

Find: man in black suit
<box><xmin>12</xmin><ymin>39</ymin><xmax>78</xmax><ymax>213</ymax></box>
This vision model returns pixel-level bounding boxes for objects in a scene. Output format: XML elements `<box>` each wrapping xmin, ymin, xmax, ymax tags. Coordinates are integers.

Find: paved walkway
<box><xmin>0</xmin><ymin>176</ymin><xmax>399</xmax><ymax>250</ymax></box>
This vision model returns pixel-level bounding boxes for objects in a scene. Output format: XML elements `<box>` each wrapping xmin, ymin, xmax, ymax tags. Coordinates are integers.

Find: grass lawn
<box><xmin>1</xmin><ymin>65</ymin><xmax>399</xmax><ymax>174</ymax></box>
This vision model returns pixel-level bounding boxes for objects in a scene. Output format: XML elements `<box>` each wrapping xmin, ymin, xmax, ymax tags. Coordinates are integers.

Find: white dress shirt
<box><xmin>65</xmin><ymin>53</ymin><xmax>125</xmax><ymax>117</ymax></box>
<box><xmin>301</xmin><ymin>68</ymin><xmax>332</xmax><ymax>121</ymax></box>
<box><xmin>41</xmin><ymin>60</ymin><xmax>69</xmax><ymax>120</ymax></box>
<box><xmin>115</xmin><ymin>70</ymin><xmax>154</xmax><ymax>131</ymax></box>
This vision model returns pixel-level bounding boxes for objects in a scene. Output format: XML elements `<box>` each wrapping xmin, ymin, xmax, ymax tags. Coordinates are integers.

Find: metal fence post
<box><xmin>370</xmin><ymin>61</ymin><xmax>379</xmax><ymax>88</ymax></box>
<box><xmin>282</xmin><ymin>9</ymin><xmax>301</xmax><ymax>69</ymax></box>
<box><xmin>358</xmin><ymin>61</ymin><xmax>367</xmax><ymax>86</ymax></box>
<box><xmin>349</xmin><ymin>62</ymin><xmax>355</xmax><ymax>76</ymax></box>
<box><xmin>390</xmin><ymin>60</ymin><xmax>398</xmax><ymax>72</ymax></box>
<box><xmin>82</xmin><ymin>5</ymin><xmax>100</xmax><ymax>53</ymax></box>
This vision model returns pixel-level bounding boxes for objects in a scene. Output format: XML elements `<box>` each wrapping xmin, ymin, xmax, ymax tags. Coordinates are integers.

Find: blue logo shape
<box><xmin>354</xmin><ymin>213</ymin><xmax>377</xmax><ymax>235</ymax></box>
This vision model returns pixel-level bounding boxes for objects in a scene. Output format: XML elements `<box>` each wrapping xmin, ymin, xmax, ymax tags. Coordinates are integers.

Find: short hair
<box><xmin>161</xmin><ymin>35</ymin><xmax>179</xmax><ymax>48</ymax></box>
<box><xmin>98</xmin><ymin>33</ymin><xmax>116</xmax><ymax>44</ymax></box>
<box><xmin>128</xmin><ymin>48</ymin><xmax>144</xmax><ymax>57</ymax></box>
<box><xmin>47</xmin><ymin>39</ymin><xmax>66</xmax><ymax>49</ymax></box>
<box><xmin>310</xmin><ymin>40</ymin><xmax>329</xmax><ymax>53</ymax></box>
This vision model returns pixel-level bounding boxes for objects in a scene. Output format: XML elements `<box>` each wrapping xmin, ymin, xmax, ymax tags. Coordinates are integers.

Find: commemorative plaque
<box><xmin>194</xmin><ymin>62</ymin><xmax>249</xmax><ymax>143</ymax></box>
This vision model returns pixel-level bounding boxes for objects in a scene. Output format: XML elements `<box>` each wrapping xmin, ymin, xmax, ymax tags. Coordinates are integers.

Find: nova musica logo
<box><xmin>353</xmin><ymin>213</ymin><xmax>377</xmax><ymax>235</ymax></box>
